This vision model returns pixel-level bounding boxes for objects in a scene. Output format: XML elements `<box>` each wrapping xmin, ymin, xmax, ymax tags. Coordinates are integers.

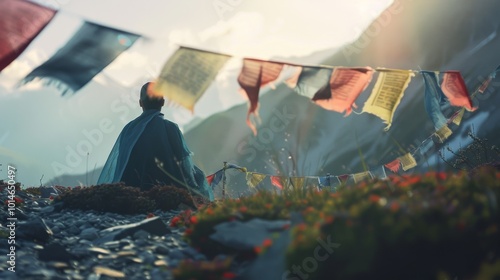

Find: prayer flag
<box><xmin>20</xmin><ymin>22</ymin><xmax>139</xmax><ymax>95</ymax></box>
<box><xmin>399</xmin><ymin>153</ymin><xmax>417</xmax><ymax>171</ymax></box>
<box><xmin>246</xmin><ymin>172</ymin><xmax>266</xmax><ymax>188</ymax></box>
<box><xmin>289</xmin><ymin>177</ymin><xmax>305</xmax><ymax>189</ymax></box>
<box><xmin>315</xmin><ymin>67</ymin><xmax>374</xmax><ymax>116</ymax></box>
<box><xmin>371</xmin><ymin>166</ymin><xmax>387</xmax><ymax>179</ymax></box>
<box><xmin>384</xmin><ymin>158</ymin><xmax>401</xmax><ymax>173</ymax></box>
<box><xmin>450</xmin><ymin>108</ymin><xmax>465</xmax><ymax>126</ymax></box>
<box><xmin>290</xmin><ymin>66</ymin><xmax>332</xmax><ymax>99</ymax></box>
<box><xmin>226</xmin><ymin>163</ymin><xmax>247</xmax><ymax>173</ymax></box>
<box><xmin>270</xmin><ymin>176</ymin><xmax>288</xmax><ymax>190</ymax></box>
<box><xmin>434</xmin><ymin>124</ymin><xmax>452</xmax><ymax>143</ymax></box>
<box><xmin>441</xmin><ymin>71</ymin><xmax>476</xmax><ymax>111</ymax></box>
<box><xmin>422</xmin><ymin>71</ymin><xmax>448</xmax><ymax>130</ymax></box>
<box><xmin>154</xmin><ymin>47</ymin><xmax>231</xmax><ymax>112</ymax></box>
<box><xmin>362</xmin><ymin>69</ymin><xmax>415</xmax><ymax>130</ymax></box>
<box><xmin>338</xmin><ymin>174</ymin><xmax>350</xmax><ymax>183</ymax></box>
<box><xmin>238</xmin><ymin>59</ymin><xmax>284</xmax><ymax>135</ymax></box>
<box><xmin>352</xmin><ymin>171</ymin><xmax>372</xmax><ymax>183</ymax></box>
<box><xmin>318</xmin><ymin>175</ymin><xmax>340</xmax><ymax>191</ymax></box>
<box><xmin>206</xmin><ymin>169</ymin><xmax>224</xmax><ymax>190</ymax></box>
<box><xmin>478</xmin><ymin>65</ymin><xmax>500</xmax><ymax>93</ymax></box>
<box><xmin>0</xmin><ymin>0</ymin><xmax>56</xmax><ymax>72</ymax></box>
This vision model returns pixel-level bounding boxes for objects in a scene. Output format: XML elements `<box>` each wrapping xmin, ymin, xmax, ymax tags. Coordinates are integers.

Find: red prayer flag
<box><xmin>270</xmin><ymin>176</ymin><xmax>284</xmax><ymax>189</ymax></box>
<box><xmin>0</xmin><ymin>0</ymin><xmax>56</xmax><ymax>71</ymax></box>
<box><xmin>237</xmin><ymin>59</ymin><xmax>283</xmax><ymax>135</ymax></box>
<box><xmin>315</xmin><ymin>67</ymin><xmax>374</xmax><ymax>116</ymax></box>
<box><xmin>384</xmin><ymin>158</ymin><xmax>401</xmax><ymax>173</ymax></box>
<box><xmin>441</xmin><ymin>71</ymin><xmax>476</xmax><ymax>111</ymax></box>
<box><xmin>337</xmin><ymin>174</ymin><xmax>350</xmax><ymax>183</ymax></box>
<box><xmin>206</xmin><ymin>174</ymin><xmax>215</xmax><ymax>185</ymax></box>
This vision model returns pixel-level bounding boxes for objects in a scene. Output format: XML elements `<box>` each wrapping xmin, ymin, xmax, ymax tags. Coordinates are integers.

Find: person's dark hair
<box><xmin>140</xmin><ymin>82</ymin><xmax>164</xmax><ymax>110</ymax></box>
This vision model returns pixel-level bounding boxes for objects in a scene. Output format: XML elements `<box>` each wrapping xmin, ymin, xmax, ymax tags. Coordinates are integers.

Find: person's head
<box><xmin>139</xmin><ymin>82</ymin><xmax>165</xmax><ymax>111</ymax></box>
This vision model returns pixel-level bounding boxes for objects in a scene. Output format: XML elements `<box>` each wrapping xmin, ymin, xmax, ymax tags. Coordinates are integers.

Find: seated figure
<box><xmin>97</xmin><ymin>82</ymin><xmax>213</xmax><ymax>201</ymax></box>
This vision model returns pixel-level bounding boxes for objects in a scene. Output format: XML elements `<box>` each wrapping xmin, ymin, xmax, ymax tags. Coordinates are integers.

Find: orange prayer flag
<box><xmin>315</xmin><ymin>67</ymin><xmax>374</xmax><ymax>116</ymax></box>
<box><xmin>441</xmin><ymin>71</ymin><xmax>476</xmax><ymax>111</ymax></box>
<box><xmin>384</xmin><ymin>158</ymin><xmax>401</xmax><ymax>173</ymax></box>
<box><xmin>238</xmin><ymin>59</ymin><xmax>283</xmax><ymax>135</ymax></box>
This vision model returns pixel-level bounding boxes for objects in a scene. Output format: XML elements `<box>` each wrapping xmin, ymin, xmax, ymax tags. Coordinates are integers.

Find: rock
<box><xmin>40</xmin><ymin>206</ymin><xmax>55</xmax><ymax>214</ymax></box>
<box><xmin>38</xmin><ymin>242</ymin><xmax>75</xmax><ymax>262</ymax></box>
<box><xmin>80</xmin><ymin>228</ymin><xmax>99</xmax><ymax>241</ymax></box>
<box><xmin>14</xmin><ymin>208</ymin><xmax>29</xmax><ymax>220</ymax></box>
<box><xmin>17</xmin><ymin>217</ymin><xmax>53</xmax><ymax>243</ymax></box>
<box><xmin>68</xmin><ymin>225</ymin><xmax>81</xmax><ymax>235</ymax></box>
<box><xmin>209</xmin><ymin>218</ymin><xmax>290</xmax><ymax>251</ymax></box>
<box><xmin>154</xmin><ymin>244</ymin><xmax>170</xmax><ymax>255</ymax></box>
<box><xmin>138</xmin><ymin>251</ymin><xmax>155</xmax><ymax>264</ymax></box>
<box><xmin>133</xmin><ymin>229</ymin><xmax>150</xmax><ymax>240</ymax></box>
<box><xmin>239</xmin><ymin>229</ymin><xmax>292</xmax><ymax>280</ymax></box>
<box><xmin>94</xmin><ymin>217</ymin><xmax>170</xmax><ymax>244</ymax></box>
<box><xmin>40</xmin><ymin>186</ymin><xmax>59</xmax><ymax>198</ymax></box>
<box><xmin>168</xmin><ymin>248</ymin><xmax>185</xmax><ymax>259</ymax></box>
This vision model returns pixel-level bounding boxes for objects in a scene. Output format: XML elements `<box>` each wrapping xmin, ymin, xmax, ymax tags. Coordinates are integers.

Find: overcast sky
<box><xmin>0</xmin><ymin>0</ymin><xmax>393</xmax><ymax>186</ymax></box>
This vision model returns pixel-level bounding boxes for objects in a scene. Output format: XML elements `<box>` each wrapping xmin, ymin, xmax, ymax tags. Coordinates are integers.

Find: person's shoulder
<box><xmin>161</xmin><ymin>117</ymin><xmax>181</xmax><ymax>131</ymax></box>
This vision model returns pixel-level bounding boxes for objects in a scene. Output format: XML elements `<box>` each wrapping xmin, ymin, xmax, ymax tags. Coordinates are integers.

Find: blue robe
<box><xmin>98</xmin><ymin>109</ymin><xmax>213</xmax><ymax>200</ymax></box>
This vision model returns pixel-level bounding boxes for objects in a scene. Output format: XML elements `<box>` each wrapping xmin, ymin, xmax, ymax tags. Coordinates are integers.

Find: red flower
<box><xmin>254</xmin><ymin>246</ymin><xmax>262</xmax><ymax>254</ymax></box>
<box><xmin>146</xmin><ymin>213</ymin><xmax>155</xmax><ymax>219</ymax></box>
<box><xmin>297</xmin><ymin>223</ymin><xmax>307</xmax><ymax>231</ymax></box>
<box><xmin>205</xmin><ymin>208</ymin><xmax>214</xmax><ymax>215</ymax></box>
<box><xmin>390</xmin><ymin>202</ymin><xmax>400</xmax><ymax>212</ymax></box>
<box><xmin>170</xmin><ymin>216</ymin><xmax>181</xmax><ymax>227</ymax></box>
<box><xmin>437</xmin><ymin>172</ymin><xmax>447</xmax><ymax>180</ymax></box>
<box><xmin>222</xmin><ymin>272</ymin><xmax>237</xmax><ymax>279</ymax></box>
<box><xmin>262</xmin><ymin>238</ymin><xmax>272</xmax><ymax>247</ymax></box>
<box><xmin>189</xmin><ymin>216</ymin><xmax>198</xmax><ymax>224</ymax></box>
<box><xmin>185</xmin><ymin>228</ymin><xmax>193</xmax><ymax>235</ymax></box>
<box><xmin>325</xmin><ymin>216</ymin><xmax>335</xmax><ymax>224</ymax></box>
<box><xmin>239</xmin><ymin>206</ymin><xmax>248</xmax><ymax>213</ymax></box>
<box><xmin>369</xmin><ymin>195</ymin><xmax>381</xmax><ymax>203</ymax></box>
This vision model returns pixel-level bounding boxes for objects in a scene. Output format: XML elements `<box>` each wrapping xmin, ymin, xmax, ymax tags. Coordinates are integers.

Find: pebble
<box><xmin>0</xmin><ymin>189</ymin><xmax>209</xmax><ymax>280</ymax></box>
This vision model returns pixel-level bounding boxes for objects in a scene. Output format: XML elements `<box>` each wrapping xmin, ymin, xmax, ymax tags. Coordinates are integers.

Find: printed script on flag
<box><xmin>154</xmin><ymin>47</ymin><xmax>231</xmax><ymax>112</ymax></box>
<box><xmin>399</xmin><ymin>153</ymin><xmax>417</xmax><ymax>171</ymax></box>
<box><xmin>362</xmin><ymin>68</ymin><xmax>415</xmax><ymax>131</ymax></box>
<box><xmin>0</xmin><ymin>0</ymin><xmax>56</xmax><ymax>72</ymax></box>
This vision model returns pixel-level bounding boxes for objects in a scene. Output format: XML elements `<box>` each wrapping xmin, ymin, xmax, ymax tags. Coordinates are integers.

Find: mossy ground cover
<box><xmin>173</xmin><ymin>167</ymin><xmax>500</xmax><ymax>279</ymax></box>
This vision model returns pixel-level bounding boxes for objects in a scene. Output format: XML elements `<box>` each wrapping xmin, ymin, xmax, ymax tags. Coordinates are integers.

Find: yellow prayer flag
<box><xmin>290</xmin><ymin>177</ymin><xmax>305</xmax><ymax>189</ymax></box>
<box><xmin>398</xmin><ymin>152</ymin><xmax>417</xmax><ymax>171</ymax></box>
<box><xmin>153</xmin><ymin>47</ymin><xmax>231</xmax><ymax>112</ymax></box>
<box><xmin>246</xmin><ymin>172</ymin><xmax>266</xmax><ymax>188</ymax></box>
<box><xmin>435</xmin><ymin>125</ymin><xmax>453</xmax><ymax>143</ymax></box>
<box><xmin>362</xmin><ymin>68</ymin><xmax>415</xmax><ymax>131</ymax></box>
<box><xmin>452</xmin><ymin>108</ymin><xmax>465</xmax><ymax>126</ymax></box>
<box><xmin>352</xmin><ymin>171</ymin><xmax>372</xmax><ymax>183</ymax></box>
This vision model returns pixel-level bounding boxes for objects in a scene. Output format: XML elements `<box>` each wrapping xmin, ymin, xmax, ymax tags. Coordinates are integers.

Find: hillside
<box><xmin>184</xmin><ymin>0</ymin><xmax>500</xmax><ymax>195</ymax></box>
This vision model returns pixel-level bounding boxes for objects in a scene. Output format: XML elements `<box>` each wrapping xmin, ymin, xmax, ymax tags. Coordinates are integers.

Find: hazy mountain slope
<box><xmin>184</xmin><ymin>0</ymin><xmax>500</xmax><ymax>195</ymax></box>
